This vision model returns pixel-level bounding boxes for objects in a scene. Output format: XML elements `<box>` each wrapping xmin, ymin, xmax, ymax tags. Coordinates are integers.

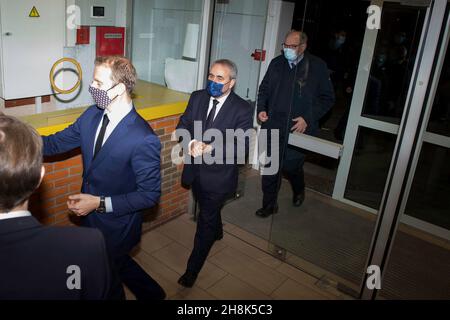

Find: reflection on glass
<box><xmin>345</xmin><ymin>127</ymin><xmax>396</xmax><ymax>209</ymax></box>
<box><xmin>428</xmin><ymin>9</ymin><xmax>450</xmax><ymax>138</ymax></box>
<box><xmin>131</xmin><ymin>0</ymin><xmax>203</xmax><ymax>93</ymax></box>
<box><xmin>405</xmin><ymin>143</ymin><xmax>450</xmax><ymax>229</ymax></box>
<box><xmin>361</xmin><ymin>3</ymin><xmax>426</xmax><ymax>124</ymax></box>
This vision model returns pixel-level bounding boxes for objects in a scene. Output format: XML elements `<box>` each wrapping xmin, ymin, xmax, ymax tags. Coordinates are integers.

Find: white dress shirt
<box><xmin>94</xmin><ymin>102</ymin><xmax>134</xmax><ymax>149</ymax></box>
<box><xmin>206</xmin><ymin>91</ymin><xmax>231</xmax><ymax>121</ymax></box>
<box><xmin>189</xmin><ymin>91</ymin><xmax>231</xmax><ymax>150</ymax></box>
<box><xmin>93</xmin><ymin>102</ymin><xmax>134</xmax><ymax>213</ymax></box>
<box><xmin>0</xmin><ymin>211</ymin><xmax>32</xmax><ymax>220</ymax></box>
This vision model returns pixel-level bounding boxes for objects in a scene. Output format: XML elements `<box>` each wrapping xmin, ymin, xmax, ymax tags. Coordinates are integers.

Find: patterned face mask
<box><xmin>89</xmin><ymin>84</ymin><xmax>118</xmax><ymax>109</ymax></box>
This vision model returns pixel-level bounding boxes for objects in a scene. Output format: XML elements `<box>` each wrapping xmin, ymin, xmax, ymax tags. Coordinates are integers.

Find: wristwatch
<box><xmin>96</xmin><ymin>196</ymin><xmax>106</xmax><ymax>213</ymax></box>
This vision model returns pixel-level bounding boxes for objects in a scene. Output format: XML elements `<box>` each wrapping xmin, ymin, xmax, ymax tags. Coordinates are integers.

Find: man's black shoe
<box><xmin>178</xmin><ymin>271</ymin><xmax>198</xmax><ymax>288</ymax></box>
<box><xmin>293</xmin><ymin>192</ymin><xmax>305</xmax><ymax>207</ymax></box>
<box><xmin>255</xmin><ymin>205</ymin><xmax>278</xmax><ymax>218</ymax></box>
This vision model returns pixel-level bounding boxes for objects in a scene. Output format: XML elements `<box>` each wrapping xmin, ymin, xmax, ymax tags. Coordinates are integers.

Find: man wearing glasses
<box><xmin>256</xmin><ymin>30</ymin><xmax>335</xmax><ymax>218</ymax></box>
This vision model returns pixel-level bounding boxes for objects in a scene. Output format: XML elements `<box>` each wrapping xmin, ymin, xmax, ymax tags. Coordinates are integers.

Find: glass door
<box><xmin>269</xmin><ymin>0</ymin><xmax>431</xmax><ymax>297</ymax></box>
<box><xmin>210</xmin><ymin>0</ymin><xmax>269</xmax><ymax>228</ymax></box>
<box><xmin>379</xmin><ymin>2</ymin><xmax>450</xmax><ymax>299</ymax></box>
<box><xmin>334</xmin><ymin>1</ymin><xmax>428</xmax><ymax>212</ymax></box>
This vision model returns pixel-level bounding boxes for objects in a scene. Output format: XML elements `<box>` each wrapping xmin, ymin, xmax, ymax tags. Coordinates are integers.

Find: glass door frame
<box><xmin>333</xmin><ymin>0</ymin><xmax>449</xmax><ymax>240</ymax></box>
<box><xmin>399</xmin><ymin>1</ymin><xmax>450</xmax><ymax>241</ymax></box>
<box><xmin>357</xmin><ymin>0</ymin><xmax>448</xmax><ymax>299</ymax></box>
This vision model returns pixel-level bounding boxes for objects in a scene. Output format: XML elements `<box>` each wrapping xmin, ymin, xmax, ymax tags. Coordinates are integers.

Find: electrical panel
<box><xmin>0</xmin><ymin>0</ymin><xmax>64</xmax><ymax>100</ymax></box>
<box><xmin>75</xmin><ymin>0</ymin><xmax>116</xmax><ymax>27</ymax></box>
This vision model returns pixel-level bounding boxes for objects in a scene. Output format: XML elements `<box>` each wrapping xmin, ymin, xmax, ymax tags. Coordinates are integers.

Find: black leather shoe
<box><xmin>178</xmin><ymin>271</ymin><xmax>198</xmax><ymax>288</ymax></box>
<box><xmin>293</xmin><ymin>192</ymin><xmax>305</xmax><ymax>207</ymax></box>
<box><xmin>255</xmin><ymin>205</ymin><xmax>278</xmax><ymax>218</ymax></box>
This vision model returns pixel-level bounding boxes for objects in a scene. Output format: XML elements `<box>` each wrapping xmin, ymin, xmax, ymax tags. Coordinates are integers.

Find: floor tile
<box><xmin>208</xmin><ymin>247</ymin><xmax>287</xmax><ymax>295</ymax></box>
<box><xmin>207</xmin><ymin>275</ymin><xmax>271</xmax><ymax>300</ymax></box>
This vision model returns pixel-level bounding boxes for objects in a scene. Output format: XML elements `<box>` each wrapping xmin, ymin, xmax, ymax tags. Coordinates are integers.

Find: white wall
<box><xmin>210</xmin><ymin>0</ymin><xmax>269</xmax><ymax>101</ymax></box>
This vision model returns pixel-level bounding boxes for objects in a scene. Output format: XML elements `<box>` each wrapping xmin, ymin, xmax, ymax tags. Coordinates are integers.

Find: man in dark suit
<box><xmin>0</xmin><ymin>114</ymin><xmax>123</xmax><ymax>300</ymax></box>
<box><xmin>256</xmin><ymin>30</ymin><xmax>335</xmax><ymax>217</ymax></box>
<box><xmin>42</xmin><ymin>56</ymin><xmax>165</xmax><ymax>300</ymax></box>
<box><xmin>176</xmin><ymin>59</ymin><xmax>254</xmax><ymax>287</ymax></box>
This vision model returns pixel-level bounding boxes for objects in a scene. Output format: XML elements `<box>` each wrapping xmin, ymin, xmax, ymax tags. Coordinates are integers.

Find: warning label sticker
<box><xmin>29</xmin><ymin>6</ymin><xmax>40</xmax><ymax>18</ymax></box>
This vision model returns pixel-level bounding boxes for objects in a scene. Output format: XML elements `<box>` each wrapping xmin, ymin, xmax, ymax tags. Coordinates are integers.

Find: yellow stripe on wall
<box><xmin>36</xmin><ymin>101</ymin><xmax>188</xmax><ymax>136</ymax></box>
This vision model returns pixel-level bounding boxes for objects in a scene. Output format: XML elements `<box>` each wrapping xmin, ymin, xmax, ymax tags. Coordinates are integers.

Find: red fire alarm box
<box><xmin>251</xmin><ymin>49</ymin><xmax>266</xmax><ymax>61</ymax></box>
<box><xmin>76</xmin><ymin>26</ymin><xmax>90</xmax><ymax>45</ymax></box>
<box><xmin>96</xmin><ymin>26</ymin><xmax>125</xmax><ymax>57</ymax></box>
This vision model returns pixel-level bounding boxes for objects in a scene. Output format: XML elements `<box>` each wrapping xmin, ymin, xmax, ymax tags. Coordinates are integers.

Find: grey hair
<box><xmin>286</xmin><ymin>29</ymin><xmax>308</xmax><ymax>44</ymax></box>
<box><xmin>211</xmin><ymin>59</ymin><xmax>238</xmax><ymax>80</ymax></box>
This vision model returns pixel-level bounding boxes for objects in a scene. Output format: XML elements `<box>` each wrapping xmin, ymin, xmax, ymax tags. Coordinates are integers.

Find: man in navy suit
<box><xmin>42</xmin><ymin>56</ymin><xmax>165</xmax><ymax>300</ymax></box>
<box><xmin>176</xmin><ymin>59</ymin><xmax>254</xmax><ymax>287</ymax></box>
<box><xmin>0</xmin><ymin>114</ymin><xmax>123</xmax><ymax>300</ymax></box>
<box><xmin>256</xmin><ymin>30</ymin><xmax>335</xmax><ymax>217</ymax></box>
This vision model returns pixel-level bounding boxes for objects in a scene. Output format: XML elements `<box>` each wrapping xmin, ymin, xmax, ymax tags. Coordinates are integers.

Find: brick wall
<box><xmin>30</xmin><ymin>114</ymin><xmax>190</xmax><ymax>230</ymax></box>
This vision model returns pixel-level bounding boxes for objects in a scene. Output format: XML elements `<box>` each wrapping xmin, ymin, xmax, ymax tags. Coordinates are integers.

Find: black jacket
<box><xmin>0</xmin><ymin>216</ymin><xmax>123</xmax><ymax>300</ymax></box>
<box><xmin>257</xmin><ymin>53</ymin><xmax>335</xmax><ymax>136</ymax></box>
<box><xmin>176</xmin><ymin>90</ymin><xmax>254</xmax><ymax>195</ymax></box>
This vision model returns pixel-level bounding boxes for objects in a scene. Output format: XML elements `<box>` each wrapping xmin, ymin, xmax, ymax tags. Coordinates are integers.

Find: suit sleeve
<box><xmin>176</xmin><ymin>92</ymin><xmax>196</xmax><ymax>133</ymax></box>
<box><xmin>110</xmin><ymin>134</ymin><xmax>161</xmax><ymax>216</ymax></box>
<box><xmin>42</xmin><ymin>113</ymin><xmax>84</xmax><ymax>156</ymax></box>
<box><xmin>313</xmin><ymin>62</ymin><xmax>335</xmax><ymax>121</ymax></box>
<box><xmin>234</xmin><ymin>103</ymin><xmax>254</xmax><ymax>163</ymax></box>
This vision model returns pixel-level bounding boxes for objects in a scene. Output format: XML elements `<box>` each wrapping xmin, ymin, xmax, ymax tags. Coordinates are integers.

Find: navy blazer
<box><xmin>176</xmin><ymin>90</ymin><xmax>254</xmax><ymax>195</ymax></box>
<box><xmin>257</xmin><ymin>53</ymin><xmax>335</xmax><ymax>136</ymax></box>
<box><xmin>42</xmin><ymin>105</ymin><xmax>161</xmax><ymax>257</ymax></box>
<box><xmin>0</xmin><ymin>216</ymin><xmax>123</xmax><ymax>300</ymax></box>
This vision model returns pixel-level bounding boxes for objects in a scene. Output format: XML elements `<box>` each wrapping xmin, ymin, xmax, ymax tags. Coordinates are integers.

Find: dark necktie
<box><xmin>94</xmin><ymin>114</ymin><xmax>110</xmax><ymax>159</ymax></box>
<box><xmin>205</xmin><ymin>99</ymin><xmax>219</xmax><ymax>130</ymax></box>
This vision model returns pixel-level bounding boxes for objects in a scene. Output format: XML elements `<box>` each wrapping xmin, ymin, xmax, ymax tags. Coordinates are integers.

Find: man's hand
<box><xmin>258</xmin><ymin>111</ymin><xmax>269</xmax><ymax>123</ymax></box>
<box><xmin>189</xmin><ymin>140</ymin><xmax>207</xmax><ymax>158</ymax></box>
<box><xmin>67</xmin><ymin>194</ymin><xmax>100</xmax><ymax>216</ymax></box>
<box><xmin>291</xmin><ymin>117</ymin><xmax>308</xmax><ymax>133</ymax></box>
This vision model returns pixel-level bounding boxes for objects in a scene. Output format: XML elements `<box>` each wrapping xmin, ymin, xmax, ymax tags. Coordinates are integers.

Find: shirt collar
<box><xmin>210</xmin><ymin>91</ymin><xmax>231</xmax><ymax>105</ymax></box>
<box><xmin>290</xmin><ymin>53</ymin><xmax>305</xmax><ymax>67</ymax></box>
<box><xmin>0</xmin><ymin>211</ymin><xmax>32</xmax><ymax>221</ymax></box>
<box><xmin>104</xmin><ymin>101</ymin><xmax>133</xmax><ymax>124</ymax></box>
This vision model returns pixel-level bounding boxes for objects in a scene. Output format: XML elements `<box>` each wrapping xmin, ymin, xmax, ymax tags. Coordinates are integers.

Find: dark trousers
<box><xmin>262</xmin><ymin>150</ymin><xmax>305</xmax><ymax>208</ymax></box>
<box><xmin>186</xmin><ymin>180</ymin><xmax>228</xmax><ymax>275</ymax></box>
<box><xmin>114</xmin><ymin>255</ymin><xmax>166</xmax><ymax>300</ymax></box>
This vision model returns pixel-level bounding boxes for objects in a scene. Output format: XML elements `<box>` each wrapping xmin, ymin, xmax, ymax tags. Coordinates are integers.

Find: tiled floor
<box><xmin>125</xmin><ymin>213</ymin><xmax>353</xmax><ymax>300</ymax></box>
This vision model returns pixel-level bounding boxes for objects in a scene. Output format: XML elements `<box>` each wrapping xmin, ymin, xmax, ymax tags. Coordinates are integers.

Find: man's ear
<box><xmin>230</xmin><ymin>79</ymin><xmax>236</xmax><ymax>90</ymax></box>
<box><xmin>37</xmin><ymin>165</ymin><xmax>45</xmax><ymax>189</ymax></box>
<box><xmin>118</xmin><ymin>83</ymin><xmax>127</xmax><ymax>96</ymax></box>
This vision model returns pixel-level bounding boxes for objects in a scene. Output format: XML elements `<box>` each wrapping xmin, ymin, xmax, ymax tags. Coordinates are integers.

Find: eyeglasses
<box><xmin>282</xmin><ymin>43</ymin><xmax>305</xmax><ymax>49</ymax></box>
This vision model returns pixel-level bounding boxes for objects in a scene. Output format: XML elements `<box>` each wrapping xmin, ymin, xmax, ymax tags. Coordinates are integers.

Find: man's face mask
<box><xmin>283</xmin><ymin>48</ymin><xmax>299</xmax><ymax>62</ymax></box>
<box><xmin>89</xmin><ymin>84</ymin><xmax>119</xmax><ymax>109</ymax></box>
<box><xmin>207</xmin><ymin>80</ymin><xmax>230</xmax><ymax>97</ymax></box>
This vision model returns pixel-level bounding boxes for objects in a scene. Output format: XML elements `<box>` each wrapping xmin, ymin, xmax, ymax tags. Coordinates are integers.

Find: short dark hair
<box><xmin>95</xmin><ymin>56</ymin><xmax>137</xmax><ymax>94</ymax></box>
<box><xmin>0</xmin><ymin>115</ymin><xmax>43</xmax><ymax>212</ymax></box>
<box><xmin>212</xmin><ymin>59</ymin><xmax>238</xmax><ymax>80</ymax></box>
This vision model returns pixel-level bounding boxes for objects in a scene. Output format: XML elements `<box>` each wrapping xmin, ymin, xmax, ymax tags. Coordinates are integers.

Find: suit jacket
<box><xmin>0</xmin><ymin>216</ymin><xmax>123</xmax><ymax>300</ymax></box>
<box><xmin>42</xmin><ymin>105</ymin><xmax>161</xmax><ymax>258</ymax></box>
<box><xmin>176</xmin><ymin>90</ymin><xmax>254</xmax><ymax>195</ymax></box>
<box><xmin>257</xmin><ymin>53</ymin><xmax>335</xmax><ymax>136</ymax></box>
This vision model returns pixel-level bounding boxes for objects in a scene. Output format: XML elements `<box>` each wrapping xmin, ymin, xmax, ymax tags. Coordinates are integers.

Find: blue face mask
<box><xmin>336</xmin><ymin>36</ymin><xmax>346</xmax><ymax>47</ymax></box>
<box><xmin>207</xmin><ymin>80</ymin><xmax>227</xmax><ymax>97</ymax></box>
<box><xmin>283</xmin><ymin>48</ymin><xmax>298</xmax><ymax>62</ymax></box>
